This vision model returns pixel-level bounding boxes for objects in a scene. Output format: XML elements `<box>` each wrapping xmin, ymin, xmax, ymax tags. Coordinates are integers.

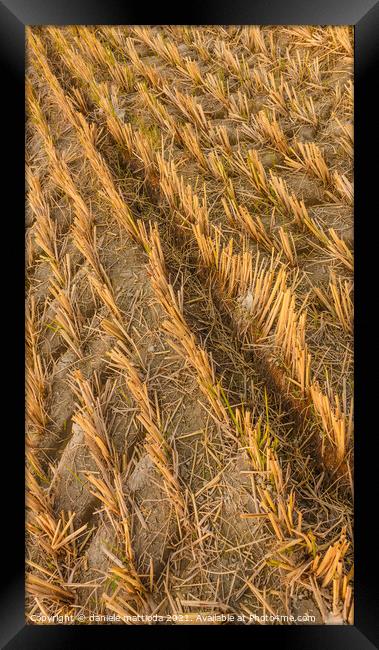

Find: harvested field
<box><xmin>26</xmin><ymin>25</ymin><xmax>353</xmax><ymax>626</ymax></box>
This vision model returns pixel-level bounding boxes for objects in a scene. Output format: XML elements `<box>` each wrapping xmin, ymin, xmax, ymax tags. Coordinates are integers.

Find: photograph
<box><xmin>25</xmin><ymin>25</ymin><xmax>354</xmax><ymax>627</ymax></box>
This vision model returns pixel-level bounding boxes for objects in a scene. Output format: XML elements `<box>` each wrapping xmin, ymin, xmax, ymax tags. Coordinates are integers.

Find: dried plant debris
<box><xmin>26</xmin><ymin>25</ymin><xmax>353</xmax><ymax>626</ymax></box>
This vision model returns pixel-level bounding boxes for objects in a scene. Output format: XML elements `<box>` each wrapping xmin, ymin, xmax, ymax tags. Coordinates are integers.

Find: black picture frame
<box><xmin>1</xmin><ymin>1</ymin><xmax>378</xmax><ymax>647</ymax></box>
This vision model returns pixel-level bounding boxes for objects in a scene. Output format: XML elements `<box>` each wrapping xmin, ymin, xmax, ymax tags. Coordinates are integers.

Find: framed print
<box><xmin>0</xmin><ymin>0</ymin><xmax>377</xmax><ymax>647</ymax></box>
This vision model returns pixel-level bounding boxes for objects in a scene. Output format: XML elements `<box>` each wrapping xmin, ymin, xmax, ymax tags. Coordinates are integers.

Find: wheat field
<box><xmin>26</xmin><ymin>25</ymin><xmax>353</xmax><ymax>625</ymax></box>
